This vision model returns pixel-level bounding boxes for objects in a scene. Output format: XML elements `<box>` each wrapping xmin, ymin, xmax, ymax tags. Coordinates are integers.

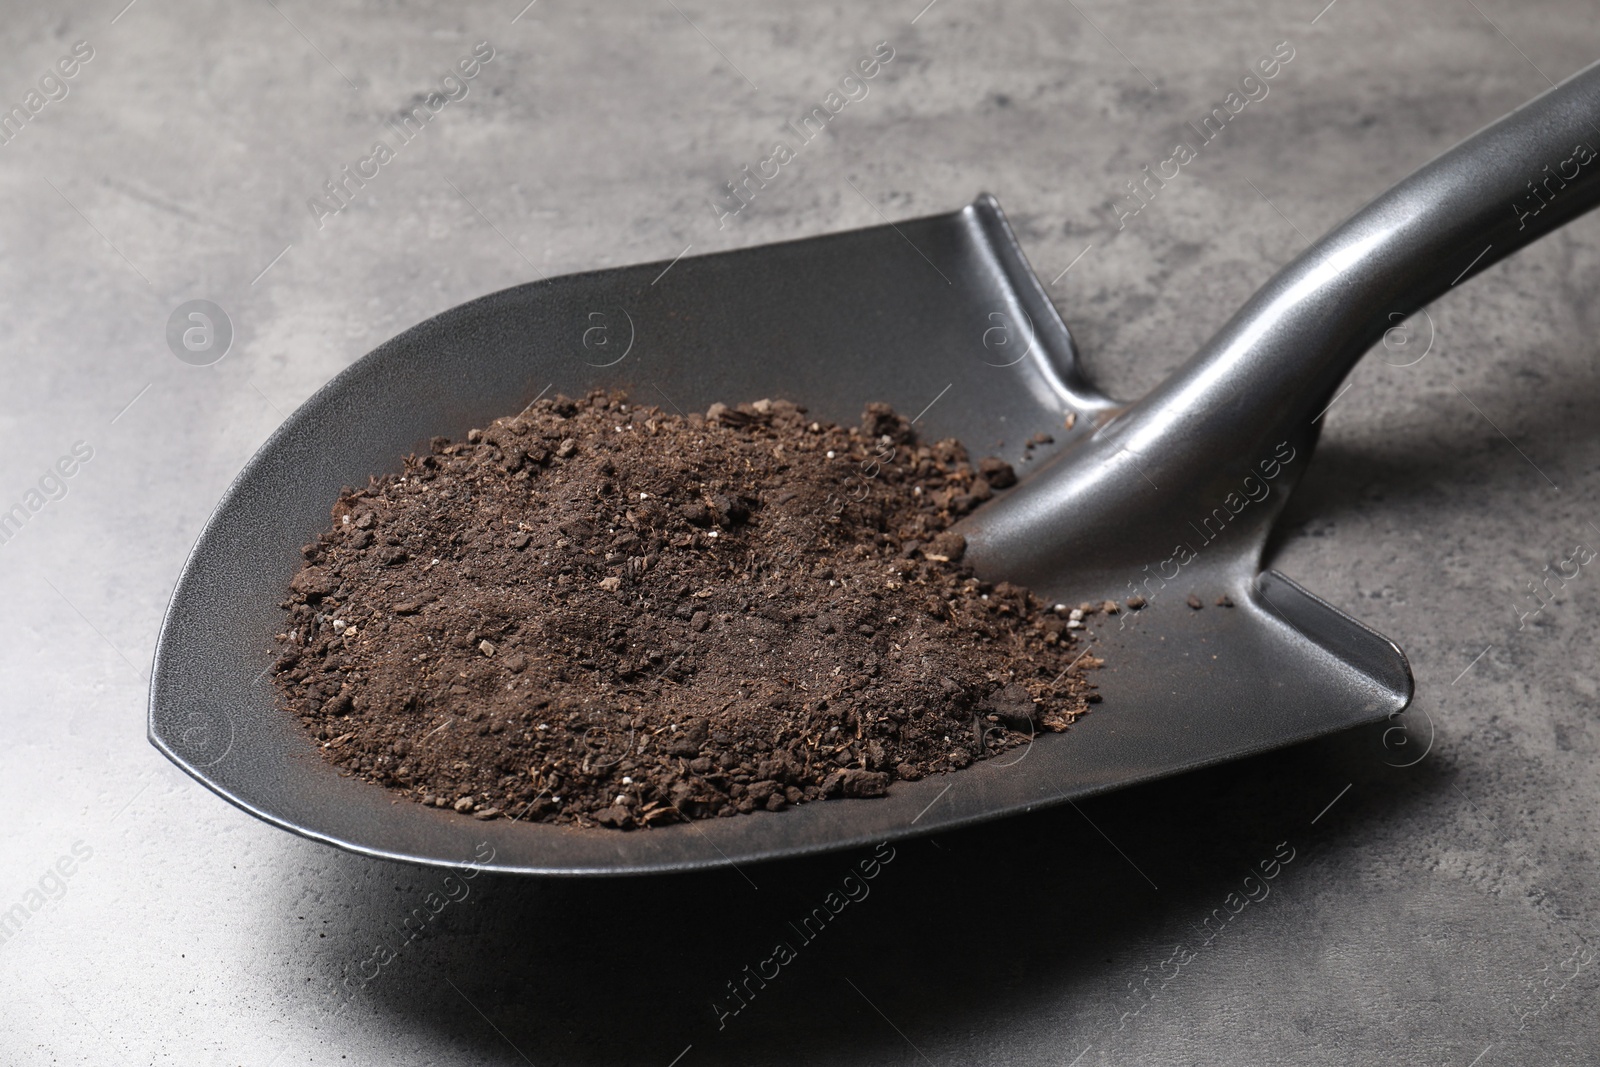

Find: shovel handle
<box><xmin>965</xmin><ymin>60</ymin><xmax>1600</xmax><ymax>588</ymax></box>
<box><xmin>1113</xmin><ymin>58</ymin><xmax>1600</xmax><ymax>464</ymax></box>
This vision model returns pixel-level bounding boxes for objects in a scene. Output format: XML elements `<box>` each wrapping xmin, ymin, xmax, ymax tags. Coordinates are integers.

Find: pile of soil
<box><xmin>272</xmin><ymin>392</ymin><xmax>1105</xmax><ymax>829</ymax></box>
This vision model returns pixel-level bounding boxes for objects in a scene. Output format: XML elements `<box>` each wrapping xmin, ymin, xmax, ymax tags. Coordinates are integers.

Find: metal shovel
<box><xmin>151</xmin><ymin>62</ymin><xmax>1600</xmax><ymax>874</ymax></box>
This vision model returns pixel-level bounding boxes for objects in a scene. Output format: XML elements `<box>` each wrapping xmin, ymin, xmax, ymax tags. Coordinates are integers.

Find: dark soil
<box><xmin>272</xmin><ymin>392</ymin><xmax>1105</xmax><ymax>830</ymax></box>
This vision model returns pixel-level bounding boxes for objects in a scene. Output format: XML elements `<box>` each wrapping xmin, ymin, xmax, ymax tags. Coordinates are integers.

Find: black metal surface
<box><xmin>145</xmin><ymin>194</ymin><xmax>1407</xmax><ymax>875</ymax></box>
<box><xmin>149</xmin><ymin>60</ymin><xmax>1600</xmax><ymax>874</ymax></box>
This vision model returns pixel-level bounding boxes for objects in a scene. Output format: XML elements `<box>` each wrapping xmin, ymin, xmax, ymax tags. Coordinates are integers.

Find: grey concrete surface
<box><xmin>2</xmin><ymin>0</ymin><xmax>1599</xmax><ymax>1063</ymax></box>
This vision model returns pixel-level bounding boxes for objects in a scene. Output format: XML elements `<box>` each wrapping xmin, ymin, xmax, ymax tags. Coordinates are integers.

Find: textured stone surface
<box><xmin>2</xmin><ymin>0</ymin><xmax>1598</xmax><ymax>1063</ymax></box>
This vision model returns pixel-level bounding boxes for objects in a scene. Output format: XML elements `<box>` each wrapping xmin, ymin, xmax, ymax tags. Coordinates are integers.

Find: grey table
<box><xmin>3</xmin><ymin>0</ymin><xmax>1598</xmax><ymax>1063</ymax></box>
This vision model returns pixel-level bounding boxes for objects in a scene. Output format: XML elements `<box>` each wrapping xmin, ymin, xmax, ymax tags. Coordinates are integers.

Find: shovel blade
<box><xmin>150</xmin><ymin>196</ymin><xmax>1409</xmax><ymax>874</ymax></box>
